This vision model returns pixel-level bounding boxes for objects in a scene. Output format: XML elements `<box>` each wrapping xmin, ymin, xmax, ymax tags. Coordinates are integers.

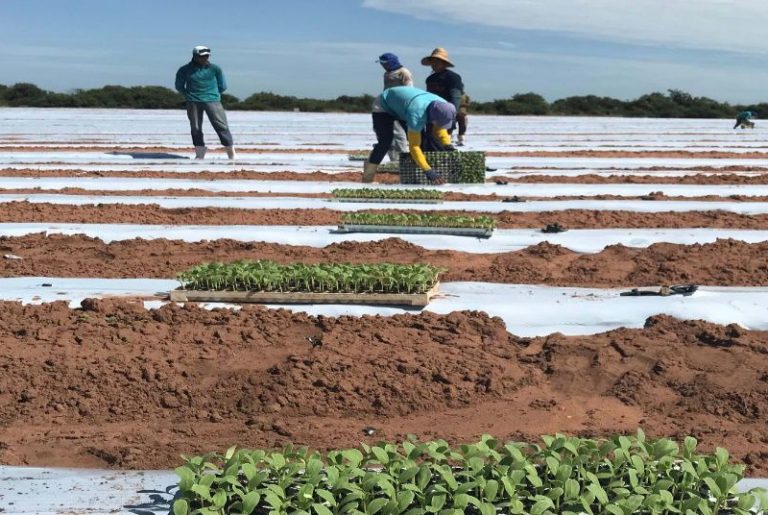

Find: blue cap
<box><xmin>377</xmin><ymin>53</ymin><xmax>402</xmax><ymax>71</ymax></box>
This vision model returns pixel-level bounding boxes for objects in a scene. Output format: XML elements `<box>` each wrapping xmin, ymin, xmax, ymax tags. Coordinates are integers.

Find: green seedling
<box><xmin>177</xmin><ymin>261</ymin><xmax>444</xmax><ymax>294</ymax></box>
<box><xmin>173</xmin><ymin>431</ymin><xmax>767</xmax><ymax>514</ymax></box>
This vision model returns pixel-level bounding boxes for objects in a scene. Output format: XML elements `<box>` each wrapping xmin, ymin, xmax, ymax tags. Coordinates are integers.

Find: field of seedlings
<box><xmin>2</xmin><ymin>108</ymin><xmax>768</xmax><ymax>511</ymax></box>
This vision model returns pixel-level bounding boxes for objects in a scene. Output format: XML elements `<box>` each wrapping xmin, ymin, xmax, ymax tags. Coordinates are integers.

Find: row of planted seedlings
<box><xmin>331</xmin><ymin>188</ymin><xmax>445</xmax><ymax>204</ymax></box>
<box><xmin>170</xmin><ymin>260</ymin><xmax>444</xmax><ymax>306</ymax></box>
<box><xmin>336</xmin><ymin>212</ymin><xmax>496</xmax><ymax>238</ymax></box>
<box><xmin>172</xmin><ymin>431</ymin><xmax>767</xmax><ymax>515</ymax></box>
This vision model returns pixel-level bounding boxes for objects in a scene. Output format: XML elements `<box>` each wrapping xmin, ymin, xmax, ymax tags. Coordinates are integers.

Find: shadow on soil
<box><xmin>110</xmin><ymin>151</ymin><xmax>189</xmax><ymax>160</ymax></box>
<box><xmin>124</xmin><ymin>484</ymin><xmax>178</xmax><ymax>515</ymax></box>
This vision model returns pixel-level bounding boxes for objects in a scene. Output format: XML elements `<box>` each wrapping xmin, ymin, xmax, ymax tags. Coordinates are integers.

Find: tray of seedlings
<box><xmin>170</xmin><ymin>260</ymin><xmax>443</xmax><ymax>306</ymax></box>
<box><xmin>172</xmin><ymin>430</ymin><xmax>767</xmax><ymax>515</ymax></box>
<box><xmin>336</xmin><ymin>212</ymin><xmax>495</xmax><ymax>238</ymax></box>
<box><xmin>330</xmin><ymin>188</ymin><xmax>445</xmax><ymax>204</ymax></box>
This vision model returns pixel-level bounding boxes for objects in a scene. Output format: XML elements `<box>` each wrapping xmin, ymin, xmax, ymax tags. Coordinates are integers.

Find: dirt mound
<box><xmin>4</xmin><ymin>234</ymin><xmax>768</xmax><ymax>287</ymax></box>
<box><xmin>230</xmin><ymin>311</ymin><xmax>522</xmax><ymax>418</ymax></box>
<box><xmin>1</xmin><ymin>302</ymin><xmax>768</xmax><ymax>473</ymax></box>
<box><xmin>5</xmin><ymin>201</ymin><xmax>768</xmax><ymax>230</ymax></box>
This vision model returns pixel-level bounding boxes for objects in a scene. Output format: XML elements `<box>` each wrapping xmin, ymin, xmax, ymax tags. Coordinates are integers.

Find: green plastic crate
<box><xmin>399</xmin><ymin>151</ymin><xmax>485</xmax><ymax>184</ymax></box>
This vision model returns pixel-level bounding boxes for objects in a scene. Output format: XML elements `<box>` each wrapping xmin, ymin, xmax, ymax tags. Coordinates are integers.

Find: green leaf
<box><xmin>397</xmin><ymin>490</ymin><xmax>415</xmax><ymax>512</ymax></box>
<box><xmin>564</xmin><ymin>478</ymin><xmax>580</xmax><ymax>500</ymax></box>
<box><xmin>702</xmin><ymin>477</ymin><xmax>721</xmax><ymax>497</ymax></box>
<box><xmin>241</xmin><ymin>491</ymin><xmax>261</xmax><ymax>515</ymax></box>
<box><xmin>191</xmin><ymin>483</ymin><xmax>211</xmax><ymax>501</ymax></box>
<box><xmin>715</xmin><ymin>447</ymin><xmax>730</xmax><ymax>468</ymax></box>
<box><xmin>737</xmin><ymin>494</ymin><xmax>757</xmax><ymax>510</ymax></box>
<box><xmin>313</xmin><ymin>504</ymin><xmax>335</xmax><ymax>515</ymax></box>
<box><xmin>342</xmin><ymin>449</ymin><xmax>364</xmax><ymax>468</ymax></box>
<box><xmin>398</xmin><ymin>466</ymin><xmax>419</xmax><ymax>483</ymax></box>
<box><xmin>430</xmin><ymin>493</ymin><xmax>447</xmax><ymax>512</ymax></box>
<box><xmin>172</xmin><ymin>499</ymin><xmax>189</xmax><ymax>515</ymax></box>
<box><xmin>371</xmin><ymin>446</ymin><xmax>390</xmax><ymax>465</ymax></box>
<box><xmin>483</xmin><ymin>479</ymin><xmax>499</xmax><ymax>502</ymax></box>
<box><xmin>175</xmin><ymin>466</ymin><xmax>195</xmax><ymax>492</ymax></box>
<box><xmin>368</xmin><ymin>497</ymin><xmax>389</xmax><ymax>514</ymax></box>
<box><xmin>530</xmin><ymin>498</ymin><xmax>554</xmax><ymax>515</ymax></box>
<box><xmin>587</xmin><ymin>482</ymin><xmax>609</xmax><ymax>505</ymax></box>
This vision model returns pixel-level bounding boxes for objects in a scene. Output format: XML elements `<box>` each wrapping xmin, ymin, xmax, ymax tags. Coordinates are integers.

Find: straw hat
<box><xmin>421</xmin><ymin>47</ymin><xmax>454</xmax><ymax>67</ymax></box>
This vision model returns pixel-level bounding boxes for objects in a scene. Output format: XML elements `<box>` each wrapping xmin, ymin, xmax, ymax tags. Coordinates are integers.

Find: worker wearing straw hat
<box><xmin>422</xmin><ymin>48</ymin><xmax>464</xmax><ymax>142</ymax></box>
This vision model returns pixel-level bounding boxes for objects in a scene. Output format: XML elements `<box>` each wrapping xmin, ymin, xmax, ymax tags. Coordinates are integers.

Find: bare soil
<box><xmin>4</xmin><ymin>188</ymin><xmax>768</xmax><ymax>203</ymax></box>
<box><xmin>0</xmin><ymin>301</ymin><xmax>766</xmax><ymax>473</ymax></box>
<box><xmin>3</xmin><ymin>201</ymin><xmax>768</xmax><ymax>229</ymax></box>
<box><xmin>1</xmin><ymin>234</ymin><xmax>768</xmax><ymax>288</ymax></box>
<box><xmin>3</xmin><ymin>148</ymin><xmax>768</xmax><ymax>474</ymax></box>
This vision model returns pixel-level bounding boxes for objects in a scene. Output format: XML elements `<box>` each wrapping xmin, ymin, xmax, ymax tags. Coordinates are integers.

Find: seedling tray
<box><xmin>334</xmin><ymin>224</ymin><xmax>493</xmax><ymax>238</ymax></box>
<box><xmin>169</xmin><ymin>283</ymin><xmax>439</xmax><ymax>307</ymax></box>
<box><xmin>329</xmin><ymin>198</ymin><xmax>443</xmax><ymax>204</ymax></box>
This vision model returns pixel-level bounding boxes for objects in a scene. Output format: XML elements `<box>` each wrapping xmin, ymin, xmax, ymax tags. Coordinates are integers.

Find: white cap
<box><xmin>193</xmin><ymin>45</ymin><xmax>211</xmax><ymax>56</ymax></box>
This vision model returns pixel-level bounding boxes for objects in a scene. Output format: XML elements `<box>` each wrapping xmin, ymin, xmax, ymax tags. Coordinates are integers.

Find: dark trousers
<box><xmin>457</xmin><ymin>110</ymin><xmax>467</xmax><ymax>137</ymax></box>
<box><xmin>186</xmin><ymin>101</ymin><xmax>234</xmax><ymax>147</ymax></box>
<box><xmin>369</xmin><ymin>112</ymin><xmax>405</xmax><ymax>165</ymax></box>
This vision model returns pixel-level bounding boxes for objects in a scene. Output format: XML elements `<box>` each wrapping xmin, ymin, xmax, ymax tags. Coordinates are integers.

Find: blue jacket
<box><xmin>378</xmin><ymin>86</ymin><xmax>448</xmax><ymax>132</ymax></box>
<box><xmin>175</xmin><ymin>61</ymin><xmax>227</xmax><ymax>102</ymax></box>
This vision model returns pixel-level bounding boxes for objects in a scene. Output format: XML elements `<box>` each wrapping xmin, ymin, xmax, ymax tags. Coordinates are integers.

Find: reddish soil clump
<box><xmin>0</xmin><ymin>301</ymin><xmax>767</xmax><ymax>474</ymax></box>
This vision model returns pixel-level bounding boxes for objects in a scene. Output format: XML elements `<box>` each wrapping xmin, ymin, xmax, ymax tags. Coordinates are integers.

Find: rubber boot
<box><xmin>225</xmin><ymin>146</ymin><xmax>236</xmax><ymax>160</ymax></box>
<box><xmin>457</xmin><ymin>135</ymin><xmax>465</xmax><ymax>146</ymax></box>
<box><xmin>194</xmin><ymin>146</ymin><xmax>207</xmax><ymax>159</ymax></box>
<box><xmin>362</xmin><ymin>161</ymin><xmax>378</xmax><ymax>183</ymax></box>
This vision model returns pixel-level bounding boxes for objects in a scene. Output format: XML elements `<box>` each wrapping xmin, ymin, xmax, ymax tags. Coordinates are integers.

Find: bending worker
<box><xmin>734</xmin><ymin>110</ymin><xmax>755</xmax><ymax>129</ymax></box>
<box><xmin>364</xmin><ymin>86</ymin><xmax>456</xmax><ymax>184</ymax></box>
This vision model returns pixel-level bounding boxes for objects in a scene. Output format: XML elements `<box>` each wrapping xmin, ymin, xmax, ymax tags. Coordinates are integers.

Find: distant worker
<box><xmin>734</xmin><ymin>110</ymin><xmax>756</xmax><ymax>129</ymax></box>
<box><xmin>422</xmin><ymin>48</ymin><xmax>464</xmax><ymax>143</ymax></box>
<box><xmin>175</xmin><ymin>45</ymin><xmax>235</xmax><ymax>160</ymax></box>
<box><xmin>377</xmin><ymin>53</ymin><xmax>413</xmax><ymax>163</ymax></box>
<box><xmin>364</xmin><ymin>86</ymin><xmax>456</xmax><ymax>184</ymax></box>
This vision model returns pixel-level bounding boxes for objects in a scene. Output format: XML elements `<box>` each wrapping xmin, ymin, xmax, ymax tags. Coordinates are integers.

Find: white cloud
<box><xmin>361</xmin><ymin>0</ymin><xmax>768</xmax><ymax>54</ymax></box>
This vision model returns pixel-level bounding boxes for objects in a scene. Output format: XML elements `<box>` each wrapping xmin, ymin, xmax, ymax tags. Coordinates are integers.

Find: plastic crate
<box><xmin>399</xmin><ymin>151</ymin><xmax>485</xmax><ymax>184</ymax></box>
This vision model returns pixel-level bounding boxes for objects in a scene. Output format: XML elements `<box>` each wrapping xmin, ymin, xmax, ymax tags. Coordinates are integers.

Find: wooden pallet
<box><xmin>335</xmin><ymin>224</ymin><xmax>493</xmax><ymax>238</ymax></box>
<box><xmin>169</xmin><ymin>283</ymin><xmax>440</xmax><ymax>307</ymax></box>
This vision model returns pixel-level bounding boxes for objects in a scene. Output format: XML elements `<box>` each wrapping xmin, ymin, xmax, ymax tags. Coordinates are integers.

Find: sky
<box><xmin>2</xmin><ymin>0</ymin><xmax>768</xmax><ymax>103</ymax></box>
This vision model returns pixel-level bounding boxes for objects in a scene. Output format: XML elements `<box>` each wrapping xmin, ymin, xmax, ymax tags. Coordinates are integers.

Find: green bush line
<box><xmin>332</xmin><ymin>189</ymin><xmax>444</xmax><ymax>200</ymax></box>
<box><xmin>176</xmin><ymin>261</ymin><xmax>443</xmax><ymax>294</ymax></box>
<box><xmin>341</xmin><ymin>213</ymin><xmax>496</xmax><ymax>230</ymax></box>
<box><xmin>172</xmin><ymin>431</ymin><xmax>767</xmax><ymax>515</ymax></box>
<box><xmin>1</xmin><ymin>83</ymin><xmax>763</xmax><ymax>118</ymax></box>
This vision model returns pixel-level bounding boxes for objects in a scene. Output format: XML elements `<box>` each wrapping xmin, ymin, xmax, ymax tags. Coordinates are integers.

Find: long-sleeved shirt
<box><xmin>425</xmin><ymin>69</ymin><xmax>463</xmax><ymax>111</ymax></box>
<box><xmin>378</xmin><ymin>86</ymin><xmax>452</xmax><ymax>170</ymax></box>
<box><xmin>175</xmin><ymin>61</ymin><xmax>227</xmax><ymax>102</ymax></box>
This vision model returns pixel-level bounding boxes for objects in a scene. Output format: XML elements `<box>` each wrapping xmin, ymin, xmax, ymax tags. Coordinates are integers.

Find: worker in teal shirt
<box><xmin>363</xmin><ymin>86</ymin><xmax>456</xmax><ymax>183</ymax></box>
<box><xmin>734</xmin><ymin>110</ymin><xmax>756</xmax><ymax>129</ymax></box>
<box><xmin>175</xmin><ymin>45</ymin><xmax>235</xmax><ymax>159</ymax></box>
